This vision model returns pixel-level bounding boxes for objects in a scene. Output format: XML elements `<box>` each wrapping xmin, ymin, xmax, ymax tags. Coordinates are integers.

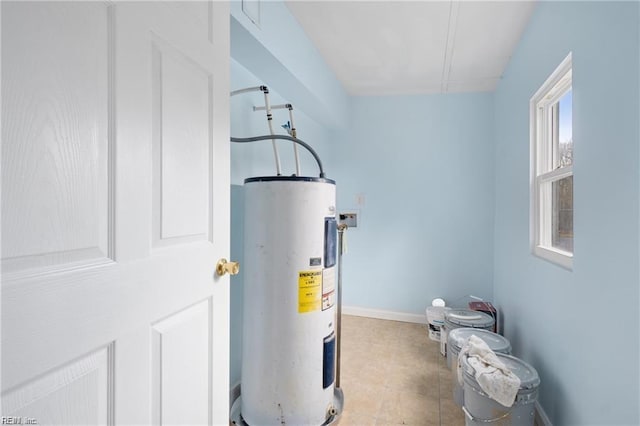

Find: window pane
<box><xmin>552</xmin><ymin>175</ymin><xmax>573</xmax><ymax>252</ymax></box>
<box><xmin>557</xmin><ymin>89</ymin><xmax>572</xmax><ymax>167</ymax></box>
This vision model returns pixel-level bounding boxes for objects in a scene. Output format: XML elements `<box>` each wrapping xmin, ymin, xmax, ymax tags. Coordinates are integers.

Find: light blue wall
<box><xmin>230</xmin><ymin>59</ymin><xmax>337</xmax><ymax>184</ymax></box>
<box><xmin>332</xmin><ymin>94</ymin><xmax>495</xmax><ymax>314</ymax></box>
<box><xmin>493</xmin><ymin>2</ymin><xmax>639</xmax><ymax>425</ymax></box>
<box><xmin>230</xmin><ymin>2</ymin><xmax>640</xmax><ymax>424</ymax></box>
<box><xmin>230</xmin><ymin>0</ymin><xmax>349</xmax><ymax>129</ymax></box>
<box><xmin>229</xmin><ymin>183</ymin><xmax>244</xmax><ymax>387</ymax></box>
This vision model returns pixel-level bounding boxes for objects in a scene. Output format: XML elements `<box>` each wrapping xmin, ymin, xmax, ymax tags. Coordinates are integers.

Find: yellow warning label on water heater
<box><xmin>298</xmin><ymin>270</ymin><xmax>322</xmax><ymax>313</ymax></box>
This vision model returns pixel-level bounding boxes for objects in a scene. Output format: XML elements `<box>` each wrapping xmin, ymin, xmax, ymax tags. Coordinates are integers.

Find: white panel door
<box><xmin>1</xmin><ymin>2</ymin><xmax>230</xmax><ymax>425</ymax></box>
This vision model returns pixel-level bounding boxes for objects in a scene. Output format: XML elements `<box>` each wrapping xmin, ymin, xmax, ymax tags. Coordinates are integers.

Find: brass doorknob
<box><xmin>216</xmin><ymin>258</ymin><xmax>240</xmax><ymax>276</ymax></box>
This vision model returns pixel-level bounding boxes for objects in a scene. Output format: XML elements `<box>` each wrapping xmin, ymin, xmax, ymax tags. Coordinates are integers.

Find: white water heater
<box><xmin>241</xmin><ymin>176</ymin><xmax>339</xmax><ymax>426</ymax></box>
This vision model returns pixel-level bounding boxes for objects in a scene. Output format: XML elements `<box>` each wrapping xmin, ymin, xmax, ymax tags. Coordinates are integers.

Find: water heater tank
<box><xmin>241</xmin><ymin>176</ymin><xmax>338</xmax><ymax>426</ymax></box>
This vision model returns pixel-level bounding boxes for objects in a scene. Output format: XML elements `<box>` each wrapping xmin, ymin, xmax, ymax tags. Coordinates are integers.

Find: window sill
<box><xmin>533</xmin><ymin>245</ymin><xmax>573</xmax><ymax>270</ymax></box>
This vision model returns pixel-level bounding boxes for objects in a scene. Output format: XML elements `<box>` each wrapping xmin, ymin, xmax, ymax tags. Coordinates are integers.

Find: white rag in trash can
<box><xmin>457</xmin><ymin>334</ymin><xmax>521</xmax><ymax>407</ymax></box>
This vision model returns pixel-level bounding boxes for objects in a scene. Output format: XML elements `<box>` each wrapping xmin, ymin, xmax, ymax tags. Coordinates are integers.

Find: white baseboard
<box><xmin>535</xmin><ymin>401</ymin><xmax>552</xmax><ymax>426</ymax></box>
<box><xmin>342</xmin><ymin>305</ymin><xmax>426</xmax><ymax>324</ymax></box>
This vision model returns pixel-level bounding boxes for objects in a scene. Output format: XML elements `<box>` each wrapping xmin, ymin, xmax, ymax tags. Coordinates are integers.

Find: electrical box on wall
<box><xmin>338</xmin><ymin>212</ymin><xmax>358</xmax><ymax>228</ymax></box>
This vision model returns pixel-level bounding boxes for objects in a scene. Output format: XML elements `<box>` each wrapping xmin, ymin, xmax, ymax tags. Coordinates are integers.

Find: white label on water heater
<box><xmin>322</xmin><ymin>267</ymin><xmax>336</xmax><ymax>311</ymax></box>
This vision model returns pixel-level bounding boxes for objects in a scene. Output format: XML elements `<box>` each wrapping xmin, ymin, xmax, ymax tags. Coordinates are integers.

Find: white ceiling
<box><xmin>286</xmin><ymin>1</ymin><xmax>536</xmax><ymax>96</ymax></box>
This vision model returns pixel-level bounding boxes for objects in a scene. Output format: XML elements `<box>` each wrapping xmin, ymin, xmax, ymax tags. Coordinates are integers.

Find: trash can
<box><xmin>461</xmin><ymin>353</ymin><xmax>540</xmax><ymax>426</ymax></box>
<box><xmin>447</xmin><ymin>328</ymin><xmax>511</xmax><ymax>406</ymax></box>
<box><xmin>441</xmin><ymin>309</ymin><xmax>495</xmax><ymax>358</ymax></box>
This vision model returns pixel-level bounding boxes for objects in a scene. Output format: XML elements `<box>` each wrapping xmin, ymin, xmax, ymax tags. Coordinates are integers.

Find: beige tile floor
<box><xmin>337</xmin><ymin>315</ymin><xmax>465</xmax><ymax>426</ymax></box>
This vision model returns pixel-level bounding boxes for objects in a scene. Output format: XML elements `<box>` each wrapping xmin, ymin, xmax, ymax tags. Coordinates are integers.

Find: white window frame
<box><xmin>530</xmin><ymin>53</ymin><xmax>573</xmax><ymax>270</ymax></box>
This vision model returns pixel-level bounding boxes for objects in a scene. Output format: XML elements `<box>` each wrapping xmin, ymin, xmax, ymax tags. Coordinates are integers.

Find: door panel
<box><xmin>2</xmin><ymin>345</ymin><xmax>114</xmax><ymax>425</ymax></box>
<box><xmin>153</xmin><ymin>41</ymin><xmax>211</xmax><ymax>244</ymax></box>
<box><xmin>152</xmin><ymin>300</ymin><xmax>212</xmax><ymax>425</ymax></box>
<box><xmin>1</xmin><ymin>1</ymin><xmax>112</xmax><ymax>274</ymax></box>
<box><xmin>1</xmin><ymin>2</ymin><xmax>230</xmax><ymax>425</ymax></box>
